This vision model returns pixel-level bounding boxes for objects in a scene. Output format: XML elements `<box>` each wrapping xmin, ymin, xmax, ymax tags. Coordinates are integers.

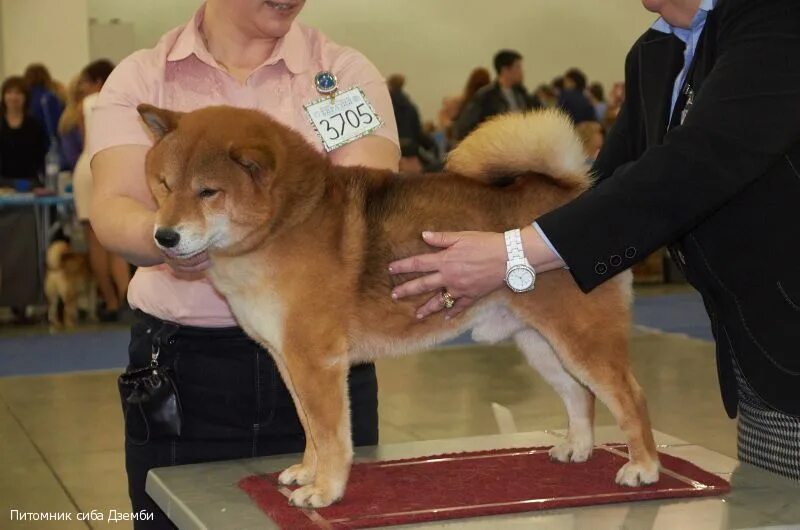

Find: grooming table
<box><xmin>146</xmin><ymin>428</ymin><xmax>800</xmax><ymax>529</ymax></box>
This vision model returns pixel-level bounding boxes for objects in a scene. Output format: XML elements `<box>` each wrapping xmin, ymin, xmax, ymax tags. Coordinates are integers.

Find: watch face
<box><xmin>507</xmin><ymin>266</ymin><xmax>534</xmax><ymax>291</ymax></box>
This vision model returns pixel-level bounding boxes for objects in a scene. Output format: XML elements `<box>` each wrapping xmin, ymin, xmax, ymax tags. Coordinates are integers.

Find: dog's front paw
<box><xmin>549</xmin><ymin>440</ymin><xmax>593</xmax><ymax>463</ymax></box>
<box><xmin>278</xmin><ymin>463</ymin><xmax>316</xmax><ymax>487</ymax></box>
<box><xmin>288</xmin><ymin>482</ymin><xmax>343</xmax><ymax>509</ymax></box>
<box><xmin>615</xmin><ymin>461</ymin><xmax>660</xmax><ymax>487</ymax></box>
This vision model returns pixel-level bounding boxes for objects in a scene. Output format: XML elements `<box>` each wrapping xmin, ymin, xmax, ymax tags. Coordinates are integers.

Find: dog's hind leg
<box><xmin>472</xmin><ymin>302</ymin><xmax>595</xmax><ymax>461</ymax></box>
<box><xmin>86</xmin><ymin>282</ymin><xmax>99</xmax><ymax>322</ymax></box>
<box><xmin>514</xmin><ymin>328</ymin><xmax>595</xmax><ymax>462</ymax></box>
<box><xmin>511</xmin><ymin>272</ymin><xmax>659</xmax><ymax>486</ymax></box>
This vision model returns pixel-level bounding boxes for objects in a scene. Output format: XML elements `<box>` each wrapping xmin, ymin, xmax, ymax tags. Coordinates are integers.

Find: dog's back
<box><xmin>350</xmin><ymin>111</ymin><xmax>595</xmax><ymax>335</ymax></box>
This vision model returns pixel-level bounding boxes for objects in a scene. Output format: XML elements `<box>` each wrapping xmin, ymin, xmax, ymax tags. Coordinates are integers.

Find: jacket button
<box><xmin>595</xmin><ymin>262</ymin><xmax>608</xmax><ymax>275</ymax></box>
<box><xmin>610</xmin><ymin>255</ymin><xmax>622</xmax><ymax>267</ymax></box>
<box><xmin>625</xmin><ymin>246</ymin><xmax>637</xmax><ymax>259</ymax></box>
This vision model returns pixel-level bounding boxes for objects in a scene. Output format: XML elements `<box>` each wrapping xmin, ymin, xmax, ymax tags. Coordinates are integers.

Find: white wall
<box><xmin>0</xmin><ymin>2</ymin><xmax>5</xmax><ymax>78</ymax></box>
<box><xmin>87</xmin><ymin>0</ymin><xmax>198</xmax><ymax>54</ymax></box>
<box><xmin>1</xmin><ymin>0</ymin><xmax>89</xmax><ymax>83</ymax></box>
<box><xmin>89</xmin><ymin>20</ymin><xmax>136</xmax><ymax>64</ymax></box>
<box><xmin>302</xmin><ymin>1</ymin><xmax>657</xmax><ymax>121</ymax></box>
<box><xmin>84</xmin><ymin>1</ymin><xmax>657</xmax><ymax>120</ymax></box>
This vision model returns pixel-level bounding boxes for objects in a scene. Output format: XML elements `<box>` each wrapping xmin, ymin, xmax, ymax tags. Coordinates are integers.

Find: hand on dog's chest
<box><xmin>304</xmin><ymin>87</ymin><xmax>382</xmax><ymax>152</ymax></box>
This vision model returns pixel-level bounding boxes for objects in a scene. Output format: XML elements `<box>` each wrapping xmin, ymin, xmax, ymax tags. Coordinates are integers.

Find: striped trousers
<box><xmin>735</xmin><ymin>363</ymin><xmax>800</xmax><ymax>481</ymax></box>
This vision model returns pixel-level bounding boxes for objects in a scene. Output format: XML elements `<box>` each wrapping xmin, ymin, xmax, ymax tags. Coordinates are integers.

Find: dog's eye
<box><xmin>198</xmin><ymin>188</ymin><xmax>219</xmax><ymax>199</ymax></box>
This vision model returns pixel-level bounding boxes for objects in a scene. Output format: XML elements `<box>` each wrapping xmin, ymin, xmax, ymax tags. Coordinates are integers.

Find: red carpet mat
<box><xmin>238</xmin><ymin>445</ymin><xmax>730</xmax><ymax>529</ymax></box>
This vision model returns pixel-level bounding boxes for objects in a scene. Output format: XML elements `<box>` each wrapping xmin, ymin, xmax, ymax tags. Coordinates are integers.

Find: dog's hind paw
<box><xmin>278</xmin><ymin>463</ymin><xmax>316</xmax><ymax>487</ymax></box>
<box><xmin>615</xmin><ymin>461</ymin><xmax>660</xmax><ymax>486</ymax></box>
<box><xmin>549</xmin><ymin>440</ymin><xmax>593</xmax><ymax>463</ymax></box>
<box><xmin>288</xmin><ymin>483</ymin><xmax>342</xmax><ymax>509</ymax></box>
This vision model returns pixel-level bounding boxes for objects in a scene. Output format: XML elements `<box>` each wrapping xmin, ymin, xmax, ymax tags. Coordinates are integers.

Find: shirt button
<box><xmin>625</xmin><ymin>247</ymin><xmax>637</xmax><ymax>259</ymax></box>
<box><xmin>610</xmin><ymin>255</ymin><xmax>622</xmax><ymax>267</ymax></box>
<box><xmin>595</xmin><ymin>262</ymin><xmax>608</xmax><ymax>275</ymax></box>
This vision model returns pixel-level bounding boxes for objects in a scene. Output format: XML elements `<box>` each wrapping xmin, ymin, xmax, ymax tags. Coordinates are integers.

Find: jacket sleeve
<box><xmin>536</xmin><ymin>1</ymin><xmax>800</xmax><ymax>293</ymax></box>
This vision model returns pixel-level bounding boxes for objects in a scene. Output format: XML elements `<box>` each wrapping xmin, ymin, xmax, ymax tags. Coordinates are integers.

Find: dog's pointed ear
<box><xmin>228</xmin><ymin>144</ymin><xmax>276</xmax><ymax>180</ymax></box>
<box><xmin>137</xmin><ymin>104</ymin><xmax>182</xmax><ymax>140</ymax></box>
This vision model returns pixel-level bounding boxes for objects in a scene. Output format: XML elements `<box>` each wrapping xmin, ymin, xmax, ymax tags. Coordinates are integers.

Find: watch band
<box><xmin>504</xmin><ymin>228</ymin><xmax>526</xmax><ymax>261</ymax></box>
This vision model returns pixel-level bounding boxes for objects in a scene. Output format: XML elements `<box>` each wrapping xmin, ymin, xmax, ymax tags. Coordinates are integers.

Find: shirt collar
<box><xmin>651</xmin><ymin>0</ymin><xmax>716</xmax><ymax>40</ymax></box>
<box><xmin>167</xmin><ymin>4</ymin><xmax>309</xmax><ymax>75</ymax></box>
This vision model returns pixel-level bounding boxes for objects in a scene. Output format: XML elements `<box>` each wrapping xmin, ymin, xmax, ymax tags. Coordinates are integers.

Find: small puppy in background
<box><xmin>44</xmin><ymin>240</ymin><xmax>96</xmax><ymax>330</ymax></box>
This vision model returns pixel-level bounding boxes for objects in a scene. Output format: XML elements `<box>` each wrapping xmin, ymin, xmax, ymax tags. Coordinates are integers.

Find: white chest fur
<box><xmin>208</xmin><ymin>258</ymin><xmax>285</xmax><ymax>353</ymax></box>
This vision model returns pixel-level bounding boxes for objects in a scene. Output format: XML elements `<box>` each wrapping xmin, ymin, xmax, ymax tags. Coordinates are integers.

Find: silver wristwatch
<box><xmin>504</xmin><ymin>228</ymin><xmax>536</xmax><ymax>293</ymax></box>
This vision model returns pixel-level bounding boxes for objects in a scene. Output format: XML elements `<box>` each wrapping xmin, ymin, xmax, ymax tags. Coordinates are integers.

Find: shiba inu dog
<box><xmin>138</xmin><ymin>104</ymin><xmax>659</xmax><ymax>508</ymax></box>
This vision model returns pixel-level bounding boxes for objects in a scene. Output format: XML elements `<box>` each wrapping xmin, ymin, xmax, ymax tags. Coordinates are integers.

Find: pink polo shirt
<box><xmin>89</xmin><ymin>6</ymin><xmax>399</xmax><ymax>327</ymax></box>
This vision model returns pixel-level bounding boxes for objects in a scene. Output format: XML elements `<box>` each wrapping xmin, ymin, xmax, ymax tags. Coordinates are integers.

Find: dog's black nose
<box><xmin>154</xmin><ymin>228</ymin><xmax>180</xmax><ymax>248</ymax></box>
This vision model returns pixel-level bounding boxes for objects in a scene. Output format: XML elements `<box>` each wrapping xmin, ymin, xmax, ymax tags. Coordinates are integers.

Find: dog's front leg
<box><xmin>273</xmin><ymin>354</ymin><xmax>318</xmax><ymax>487</ymax></box>
<box><xmin>277</xmin><ymin>343</ymin><xmax>352</xmax><ymax>508</ymax></box>
<box><xmin>63</xmin><ymin>291</ymin><xmax>79</xmax><ymax>329</ymax></box>
<box><xmin>46</xmin><ymin>289</ymin><xmax>62</xmax><ymax>330</ymax></box>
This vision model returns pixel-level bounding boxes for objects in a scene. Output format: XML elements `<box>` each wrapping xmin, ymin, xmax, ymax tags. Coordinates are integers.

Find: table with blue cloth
<box><xmin>0</xmin><ymin>193</ymin><xmax>74</xmax><ymax>308</ymax></box>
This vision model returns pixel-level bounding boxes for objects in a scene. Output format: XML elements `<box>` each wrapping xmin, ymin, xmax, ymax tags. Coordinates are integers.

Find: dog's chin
<box><xmin>161</xmin><ymin>247</ymin><xmax>208</xmax><ymax>261</ymax></box>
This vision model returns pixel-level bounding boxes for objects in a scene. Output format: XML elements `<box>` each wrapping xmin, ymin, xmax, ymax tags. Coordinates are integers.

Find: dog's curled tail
<box><xmin>46</xmin><ymin>240</ymin><xmax>71</xmax><ymax>271</ymax></box>
<box><xmin>446</xmin><ymin>108</ymin><xmax>591</xmax><ymax>190</ymax></box>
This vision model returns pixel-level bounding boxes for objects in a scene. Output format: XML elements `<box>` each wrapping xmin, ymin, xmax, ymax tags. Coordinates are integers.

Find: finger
<box><xmin>422</xmin><ymin>231</ymin><xmax>461</xmax><ymax>248</ymax></box>
<box><xmin>415</xmin><ymin>293</ymin><xmax>446</xmax><ymax>320</ymax></box>
<box><xmin>391</xmin><ymin>272</ymin><xmax>445</xmax><ymax>300</ymax></box>
<box><xmin>388</xmin><ymin>253</ymin><xmax>443</xmax><ymax>275</ymax></box>
<box><xmin>445</xmin><ymin>297</ymin><xmax>475</xmax><ymax>319</ymax></box>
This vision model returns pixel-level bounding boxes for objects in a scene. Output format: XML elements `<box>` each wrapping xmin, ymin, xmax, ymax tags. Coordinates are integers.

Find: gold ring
<box><xmin>441</xmin><ymin>290</ymin><xmax>456</xmax><ymax>309</ymax></box>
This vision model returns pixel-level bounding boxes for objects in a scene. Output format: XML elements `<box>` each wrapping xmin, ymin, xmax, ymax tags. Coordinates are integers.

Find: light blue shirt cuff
<box><xmin>532</xmin><ymin>222</ymin><xmax>568</xmax><ymax>269</ymax></box>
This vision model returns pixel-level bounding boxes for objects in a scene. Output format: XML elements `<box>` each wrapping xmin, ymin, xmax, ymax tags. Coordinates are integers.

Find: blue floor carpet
<box><xmin>634</xmin><ymin>292</ymin><xmax>713</xmax><ymax>341</ymax></box>
<box><xmin>0</xmin><ymin>328</ymin><xmax>130</xmax><ymax>377</ymax></box>
<box><xmin>0</xmin><ymin>293</ymin><xmax>712</xmax><ymax>377</ymax></box>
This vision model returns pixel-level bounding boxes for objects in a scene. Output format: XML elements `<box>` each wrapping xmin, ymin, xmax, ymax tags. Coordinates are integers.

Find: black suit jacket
<box><xmin>537</xmin><ymin>0</ymin><xmax>800</xmax><ymax>417</ymax></box>
<box><xmin>453</xmin><ymin>83</ymin><xmax>533</xmax><ymax>141</ymax></box>
<box><xmin>558</xmin><ymin>89</ymin><xmax>596</xmax><ymax>124</ymax></box>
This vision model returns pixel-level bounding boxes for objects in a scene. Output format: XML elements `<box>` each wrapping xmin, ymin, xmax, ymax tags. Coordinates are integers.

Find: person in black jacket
<box><xmin>452</xmin><ymin>50</ymin><xmax>534</xmax><ymax>142</ymax></box>
<box><xmin>558</xmin><ymin>68</ymin><xmax>596</xmax><ymax>124</ymax></box>
<box><xmin>0</xmin><ymin>76</ymin><xmax>46</xmax><ymax>184</ymax></box>
<box><xmin>388</xmin><ymin>74</ymin><xmax>438</xmax><ymax>171</ymax></box>
<box><xmin>389</xmin><ymin>0</ymin><xmax>800</xmax><ymax>480</ymax></box>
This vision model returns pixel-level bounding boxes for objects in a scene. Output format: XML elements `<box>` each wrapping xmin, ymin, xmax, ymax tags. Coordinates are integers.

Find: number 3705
<box><xmin>320</xmin><ymin>104</ymin><xmax>374</xmax><ymax>141</ymax></box>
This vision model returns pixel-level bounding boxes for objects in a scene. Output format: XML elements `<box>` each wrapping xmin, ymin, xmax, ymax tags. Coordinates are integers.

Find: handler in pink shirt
<box><xmin>89</xmin><ymin>1</ymin><xmax>398</xmax><ymax>526</ymax></box>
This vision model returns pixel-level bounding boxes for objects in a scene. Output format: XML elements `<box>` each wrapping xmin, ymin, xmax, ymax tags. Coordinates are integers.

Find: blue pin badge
<box><xmin>314</xmin><ymin>71</ymin><xmax>338</xmax><ymax>97</ymax></box>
